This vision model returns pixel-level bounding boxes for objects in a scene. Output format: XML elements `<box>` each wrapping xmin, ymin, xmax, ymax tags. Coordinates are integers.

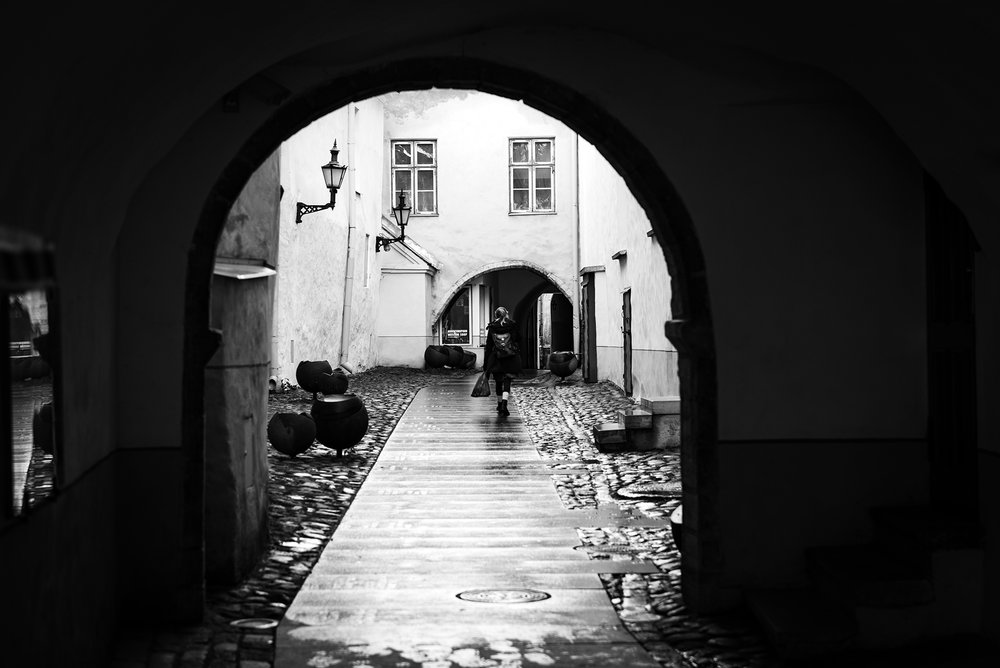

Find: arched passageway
<box><xmin>187</xmin><ymin>58</ymin><xmax>717</xmax><ymax>613</ymax></box>
<box><xmin>10</xmin><ymin>7</ymin><xmax>1000</xmax><ymax>664</ymax></box>
<box><xmin>434</xmin><ymin>262</ymin><xmax>576</xmax><ymax>372</ymax></box>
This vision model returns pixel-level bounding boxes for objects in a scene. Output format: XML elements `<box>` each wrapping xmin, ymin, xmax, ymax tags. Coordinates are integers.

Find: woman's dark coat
<box><xmin>484</xmin><ymin>318</ymin><xmax>523</xmax><ymax>375</ymax></box>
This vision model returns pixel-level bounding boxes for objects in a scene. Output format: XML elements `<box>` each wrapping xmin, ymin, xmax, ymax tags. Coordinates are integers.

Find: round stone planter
<box><xmin>318</xmin><ymin>368</ymin><xmax>349</xmax><ymax>395</ymax></box>
<box><xmin>10</xmin><ymin>356</ymin><xmax>50</xmax><ymax>380</ymax></box>
<box><xmin>267</xmin><ymin>412</ymin><xmax>317</xmax><ymax>457</ymax></box>
<box><xmin>33</xmin><ymin>401</ymin><xmax>54</xmax><ymax>454</ymax></box>
<box><xmin>548</xmin><ymin>351</ymin><xmax>579</xmax><ymax>378</ymax></box>
<box><xmin>670</xmin><ymin>504</ymin><xmax>684</xmax><ymax>553</ymax></box>
<box><xmin>445</xmin><ymin>345</ymin><xmax>465</xmax><ymax>368</ymax></box>
<box><xmin>311</xmin><ymin>394</ymin><xmax>369</xmax><ymax>457</ymax></box>
<box><xmin>424</xmin><ymin>345</ymin><xmax>449</xmax><ymax>368</ymax></box>
<box><xmin>296</xmin><ymin>360</ymin><xmax>333</xmax><ymax>394</ymax></box>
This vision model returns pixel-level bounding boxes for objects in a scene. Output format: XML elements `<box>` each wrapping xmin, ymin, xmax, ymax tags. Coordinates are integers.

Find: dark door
<box><xmin>926</xmin><ymin>174</ymin><xmax>979</xmax><ymax>518</ymax></box>
<box><xmin>550</xmin><ymin>293</ymin><xmax>574</xmax><ymax>352</ymax></box>
<box><xmin>623</xmin><ymin>289</ymin><xmax>633</xmax><ymax>396</ymax></box>
<box><xmin>524</xmin><ymin>300</ymin><xmax>538</xmax><ymax>370</ymax></box>
<box><xmin>581</xmin><ymin>274</ymin><xmax>597</xmax><ymax>382</ymax></box>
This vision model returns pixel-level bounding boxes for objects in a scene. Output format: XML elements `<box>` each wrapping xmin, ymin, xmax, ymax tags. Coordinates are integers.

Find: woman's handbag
<box><xmin>471</xmin><ymin>371</ymin><xmax>491</xmax><ymax>397</ymax></box>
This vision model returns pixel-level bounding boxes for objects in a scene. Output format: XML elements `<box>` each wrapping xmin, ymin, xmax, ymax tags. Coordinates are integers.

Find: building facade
<box><xmin>270</xmin><ymin>90</ymin><xmax>677</xmax><ymax>403</ymax></box>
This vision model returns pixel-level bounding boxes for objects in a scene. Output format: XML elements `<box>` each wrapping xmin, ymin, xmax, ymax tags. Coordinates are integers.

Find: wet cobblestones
<box><xmin>111</xmin><ymin>366</ymin><xmax>783</xmax><ymax>668</ymax></box>
<box><xmin>515</xmin><ymin>374</ymin><xmax>782</xmax><ymax>668</ymax></box>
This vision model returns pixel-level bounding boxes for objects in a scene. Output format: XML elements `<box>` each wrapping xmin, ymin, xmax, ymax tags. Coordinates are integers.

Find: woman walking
<box><xmin>483</xmin><ymin>306</ymin><xmax>522</xmax><ymax>416</ymax></box>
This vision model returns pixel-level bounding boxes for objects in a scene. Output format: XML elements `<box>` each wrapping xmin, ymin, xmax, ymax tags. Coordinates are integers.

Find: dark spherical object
<box><xmin>10</xmin><ymin>355</ymin><xmax>50</xmax><ymax>379</ymax></box>
<box><xmin>28</xmin><ymin>356</ymin><xmax>51</xmax><ymax>379</ymax></box>
<box><xmin>296</xmin><ymin>360</ymin><xmax>333</xmax><ymax>393</ymax></box>
<box><xmin>424</xmin><ymin>345</ymin><xmax>449</xmax><ymax>368</ymax></box>
<box><xmin>445</xmin><ymin>345</ymin><xmax>465</xmax><ymax>368</ymax></box>
<box><xmin>548</xmin><ymin>351</ymin><xmax>580</xmax><ymax>378</ymax></box>
<box><xmin>461</xmin><ymin>350</ymin><xmax>477</xmax><ymax>369</ymax></box>
<box><xmin>33</xmin><ymin>333</ymin><xmax>55</xmax><ymax>368</ymax></box>
<box><xmin>267</xmin><ymin>412</ymin><xmax>317</xmax><ymax>457</ymax></box>
<box><xmin>33</xmin><ymin>402</ymin><xmax>55</xmax><ymax>454</ymax></box>
<box><xmin>318</xmin><ymin>369</ymin><xmax>349</xmax><ymax>395</ymax></box>
<box><xmin>311</xmin><ymin>394</ymin><xmax>369</xmax><ymax>457</ymax></box>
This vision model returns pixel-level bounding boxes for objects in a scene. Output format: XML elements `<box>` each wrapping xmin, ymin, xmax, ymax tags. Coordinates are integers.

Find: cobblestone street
<box><xmin>106</xmin><ymin>366</ymin><xmax>1000</xmax><ymax>668</ymax></box>
<box><xmin>110</xmin><ymin>366</ymin><xmax>781</xmax><ymax>667</ymax></box>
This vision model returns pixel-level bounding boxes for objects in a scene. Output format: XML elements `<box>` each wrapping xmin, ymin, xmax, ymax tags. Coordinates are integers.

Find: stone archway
<box><xmin>186</xmin><ymin>57</ymin><xmax>719</xmax><ymax>611</ymax></box>
<box><xmin>430</xmin><ymin>260</ymin><xmax>574</xmax><ymax>325</ymax></box>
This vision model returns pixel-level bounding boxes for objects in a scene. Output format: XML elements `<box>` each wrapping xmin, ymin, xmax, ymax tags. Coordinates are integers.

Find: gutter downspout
<box><xmin>573</xmin><ymin>132</ymin><xmax>582</xmax><ymax>355</ymax></box>
<box><xmin>339</xmin><ymin>103</ymin><xmax>356</xmax><ymax>372</ymax></box>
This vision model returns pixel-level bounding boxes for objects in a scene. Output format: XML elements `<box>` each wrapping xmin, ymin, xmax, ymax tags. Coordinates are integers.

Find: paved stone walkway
<box><xmin>110</xmin><ymin>367</ymin><xmax>997</xmax><ymax>667</ymax></box>
<box><xmin>276</xmin><ymin>377</ymin><xmax>665</xmax><ymax>667</ymax></box>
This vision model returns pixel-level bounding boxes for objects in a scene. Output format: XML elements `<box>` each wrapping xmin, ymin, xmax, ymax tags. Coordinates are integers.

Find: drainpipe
<box><xmin>339</xmin><ymin>103</ymin><xmax>356</xmax><ymax>372</ymax></box>
<box><xmin>573</xmin><ymin>132</ymin><xmax>582</xmax><ymax>355</ymax></box>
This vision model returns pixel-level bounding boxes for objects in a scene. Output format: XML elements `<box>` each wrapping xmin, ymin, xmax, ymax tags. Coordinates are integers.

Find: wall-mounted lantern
<box><xmin>295</xmin><ymin>140</ymin><xmax>348</xmax><ymax>224</ymax></box>
<box><xmin>376</xmin><ymin>190</ymin><xmax>411</xmax><ymax>252</ymax></box>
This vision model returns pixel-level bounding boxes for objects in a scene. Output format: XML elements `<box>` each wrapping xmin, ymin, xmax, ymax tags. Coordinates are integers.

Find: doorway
<box><xmin>623</xmin><ymin>288</ymin><xmax>633</xmax><ymax>396</ymax></box>
<box><xmin>581</xmin><ymin>272</ymin><xmax>598</xmax><ymax>383</ymax></box>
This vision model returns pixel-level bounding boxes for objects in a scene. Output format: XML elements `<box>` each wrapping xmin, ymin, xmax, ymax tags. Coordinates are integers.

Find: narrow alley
<box><xmin>111</xmin><ymin>367</ymin><xmax>783</xmax><ymax>667</ymax></box>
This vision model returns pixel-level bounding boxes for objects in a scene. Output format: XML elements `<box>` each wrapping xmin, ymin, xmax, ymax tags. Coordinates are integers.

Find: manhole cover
<box><xmin>616</xmin><ymin>482</ymin><xmax>682</xmax><ymax>499</ymax></box>
<box><xmin>230</xmin><ymin>618</ymin><xmax>279</xmax><ymax>630</ymax></box>
<box><xmin>457</xmin><ymin>589</ymin><xmax>550</xmax><ymax>604</ymax></box>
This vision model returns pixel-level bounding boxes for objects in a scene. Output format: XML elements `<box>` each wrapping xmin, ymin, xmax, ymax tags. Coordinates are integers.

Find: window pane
<box><xmin>417</xmin><ymin>169</ymin><xmax>435</xmax><ymax>190</ymax></box>
<box><xmin>512</xmin><ymin>167</ymin><xmax>529</xmax><ymax>189</ymax></box>
<box><xmin>417</xmin><ymin>191</ymin><xmax>434</xmax><ymax>213</ymax></box>
<box><xmin>393</xmin><ymin>143</ymin><xmax>412</xmax><ymax>165</ymax></box>
<box><xmin>394</xmin><ymin>169</ymin><xmax>412</xmax><ymax>193</ymax></box>
<box><xmin>416</xmin><ymin>142</ymin><xmax>435</xmax><ymax>164</ymax></box>
<box><xmin>535</xmin><ymin>189</ymin><xmax>552</xmax><ymax>210</ymax></box>
<box><xmin>534</xmin><ymin>141</ymin><xmax>552</xmax><ymax>162</ymax></box>
<box><xmin>442</xmin><ymin>290</ymin><xmax>470</xmax><ymax>345</ymax></box>
<box><xmin>534</xmin><ymin>166</ymin><xmax>551</xmax><ymax>189</ymax></box>
<box><xmin>511</xmin><ymin>142</ymin><xmax>529</xmax><ymax>163</ymax></box>
<box><xmin>512</xmin><ymin>190</ymin><xmax>529</xmax><ymax>210</ymax></box>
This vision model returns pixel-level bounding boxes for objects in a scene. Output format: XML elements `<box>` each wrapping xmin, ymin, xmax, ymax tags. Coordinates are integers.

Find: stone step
<box><xmin>617</xmin><ymin>407</ymin><xmax>652</xmax><ymax>429</ymax></box>
<box><xmin>869</xmin><ymin>505</ymin><xmax>982</xmax><ymax>551</ymax></box>
<box><xmin>744</xmin><ymin>587</ymin><xmax>858</xmax><ymax>659</ymax></box>
<box><xmin>593</xmin><ymin>423</ymin><xmax>628</xmax><ymax>453</ymax></box>
<box><xmin>804</xmin><ymin>543</ymin><xmax>934</xmax><ymax>608</ymax></box>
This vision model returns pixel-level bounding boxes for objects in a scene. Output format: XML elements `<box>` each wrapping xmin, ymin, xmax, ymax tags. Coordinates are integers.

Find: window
<box><xmin>441</xmin><ymin>288</ymin><xmax>471</xmax><ymax>345</ymax></box>
<box><xmin>391</xmin><ymin>140</ymin><xmax>437</xmax><ymax>215</ymax></box>
<box><xmin>509</xmin><ymin>138</ymin><xmax>554</xmax><ymax>213</ymax></box>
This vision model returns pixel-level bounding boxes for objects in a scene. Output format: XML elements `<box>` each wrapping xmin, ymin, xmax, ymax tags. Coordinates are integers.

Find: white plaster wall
<box><xmin>578</xmin><ymin>139</ymin><xmax>678</xmax><ymax>401</ymax></box>
<box><xmin>272</xmin><ymin>99</ymin><xmax>385</xmax><ymax>379</ymax></box>
<box><xmin>379</xmin><ymin>90</ymin><xmax>579</xmax><ymax>350</ymax></box>
<box><xmin>377</xmin><ymin>269</ymin><xmax>434</xmax><ymax>365</ymax></box>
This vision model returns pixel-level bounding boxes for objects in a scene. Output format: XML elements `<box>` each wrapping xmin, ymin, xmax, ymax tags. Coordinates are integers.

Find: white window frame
<box><xmin>391</xmin><ymin>139</ymin><xmax>437</xmax><ymax>215</ymax></box>
<box><xmin>509</xmin><ymin>137</ymin><xmax>555</xmax><ymax>214</ymax></box>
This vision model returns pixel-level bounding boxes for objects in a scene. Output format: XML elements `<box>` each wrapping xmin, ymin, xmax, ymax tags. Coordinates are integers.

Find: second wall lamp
<box><xmin>376</xmin><ymin>190</ymin><xmax>411</xmax><ymax>252</ymax></box>
<box><xmin>295</xmin><ymin>140</ymin><xmax>348</xmax><ymax>224</ymax></box>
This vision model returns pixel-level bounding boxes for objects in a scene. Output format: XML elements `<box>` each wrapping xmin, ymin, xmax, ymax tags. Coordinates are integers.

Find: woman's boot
<box><xmin>500</xmin><ymin>399</ymin><xmax>509</xmax><ymax>417</ymax></box>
